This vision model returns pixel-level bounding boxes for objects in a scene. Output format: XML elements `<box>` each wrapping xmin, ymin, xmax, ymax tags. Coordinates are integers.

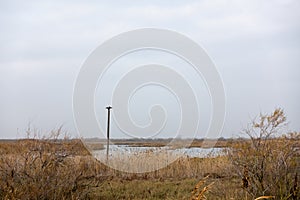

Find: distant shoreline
<box><xmin>0</xmin><ymin>137</ymin><xmax>248</xmax><ymax>148</ymax></box>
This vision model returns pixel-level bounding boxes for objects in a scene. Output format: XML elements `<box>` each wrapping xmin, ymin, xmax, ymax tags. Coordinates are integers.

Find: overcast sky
<box><xmin>0</xmin><ymin>0</ymin><xmax>299</xmax><ymax>139</ymax></box>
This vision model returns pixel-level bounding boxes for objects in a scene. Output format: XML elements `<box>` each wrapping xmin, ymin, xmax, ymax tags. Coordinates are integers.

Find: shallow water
<box><xmin>94</xmin><ymin>144</ymin><xmax>224</xmax><ymax>158</ymax></box>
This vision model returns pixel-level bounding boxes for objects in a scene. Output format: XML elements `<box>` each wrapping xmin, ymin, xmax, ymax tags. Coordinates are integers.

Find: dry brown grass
<box><xmin>254</xmin><ymin>196</ymin><xmax>275</xmax><ymax>200</ymax></box>
<box><xmin>0</xmin><ymin>136</ymin><xmax>234</xmax><ymax>199</ymax></box>
<box><xmin>0</xmin><ymin>132</ymin><xmax>103</xmax><ymax>199</ymax></box>
<box><xmin>228</xmin><ymin>108</ymin><xmax>300</xmax><ymax>199</ymax></box>
<box><xmin>1</xmin><ymin>136</ymin><xmax>298</xmax><ymax>199</ymax></box>
<box><xmin>190</xmin><ymin>176</ymin><xmax>214</xmax><ymax>200</ymax></box>
<box><xmin>1</xmin><ymin>113</ymin><xmax>299</xmax><ymax>200</ymax></box>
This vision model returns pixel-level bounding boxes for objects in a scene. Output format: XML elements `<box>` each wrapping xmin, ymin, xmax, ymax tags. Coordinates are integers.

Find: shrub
<box><xmin>0</xmin><ymin>128</ymin><xmax>102</xmax><ymax>199</ymax></box>
<box><xmin>228</xmin><ymin>108</ymin><xmax>299</xmax><ymax>199</ymax></box>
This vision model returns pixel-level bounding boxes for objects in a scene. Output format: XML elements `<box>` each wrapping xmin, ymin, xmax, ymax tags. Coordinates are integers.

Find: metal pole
<box><xmin>106</xmin><ymin>106</ymin><xmax>112</xmax><ymax>162</ymax></box>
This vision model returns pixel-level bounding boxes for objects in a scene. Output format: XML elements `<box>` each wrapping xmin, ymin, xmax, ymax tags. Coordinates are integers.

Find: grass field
<box><xmin>0</xmin><ymin>135</ymin><xmax>298</xmax><ymax>199</ymax></box>
<box><xmin>1</xmin><ymin>109</ymin><xmax>299</xmax><ymax>199</ymax></box>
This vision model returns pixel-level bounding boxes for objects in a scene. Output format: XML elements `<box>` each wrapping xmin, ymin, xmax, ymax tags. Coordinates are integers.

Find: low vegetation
<box><xmin>0</xmin><ymin>129</ymin><xmax>100</xmax><ymax>199</ymax></box>
<box><xmin>0</xmin><ymin>109</ymin><xmax>299</xmax><ymax>199</ymax></box>
<box><xmin>228</xmin><ymin>108</ymin><xmax>299</xmax><ymax>199</ymax></box>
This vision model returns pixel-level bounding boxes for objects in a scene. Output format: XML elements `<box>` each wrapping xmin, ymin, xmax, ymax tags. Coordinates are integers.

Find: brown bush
<box><xmin>0</xmin><ymin>129</ymin><xmax>103</xmax><ymax>200</ymax></box>
<box><xmin>228</xmin><ymin>108</ymin><xmax>300</xmax><ymax>199</ymax></box>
